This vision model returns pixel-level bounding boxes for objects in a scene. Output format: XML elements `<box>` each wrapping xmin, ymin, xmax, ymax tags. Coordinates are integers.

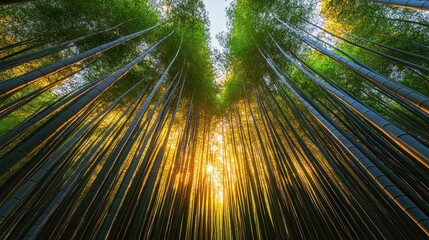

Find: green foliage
<box><xmin>221</xmin><ymin>0</ymin><xmax>312</xmax><ymax>107</ymax></box>
<box><xmin>316</xmin><ymin>0</ymin><xmax>429</xmax><ymax>108</ymax></box>
<box><xmin>153</xmin><ymin>0</ymin><xmax>219</xmax><ymax>109</ymax></box>
<box><xmin>0</xmin><ymin>0</ymin><xmax>219</xmax><ymax>115</ymax></box>
<box><xmin>1</xmin><ymin>0</ymin><xmax>427</xmax><ymax>116</ymax></box>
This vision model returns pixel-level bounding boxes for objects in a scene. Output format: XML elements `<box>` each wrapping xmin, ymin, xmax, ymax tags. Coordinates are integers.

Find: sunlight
<box><xmin>205</xmin><ymin>162</ymin><xmax>224</xmax><ymax>204</ymax></box>
<box><xmin>157</xmin><ymin>1</ymin><xmax>171</xmax><ymax>18</ymax></box>
<box><xmin>161</xmin><ymin>4</ymin><xmax>170</xmax><ymax>13</ymax></box>
<box><xmin>206</xmin><ymin>164</ymin><xmax>214</xmax><ymax>174</ymax></box>
<box><xmin>206</xmin><ymin>130</ymin><xmax>226</xmax><ymax>204</ymax></box>
<box><xmin>2</xmin><ymin>0</ymin><xmax>428</xmax><ymax>238</ymax></box>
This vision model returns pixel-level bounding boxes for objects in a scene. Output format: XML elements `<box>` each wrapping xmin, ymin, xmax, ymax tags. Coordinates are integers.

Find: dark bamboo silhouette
<box><xmin>276</xmin><ymin>17</ymin><xmax>429</xmax><ymax>115</ymax></box>
<box><xmin>259</xmin><ymin>48</ymin><xmax>429</xmax><ymax>235</ymax></box>
<box><xmin>0</xmin><ymin>23</ymin><xmax>163</xmax><ymax>99</ymax></box>
<box><xmin>0</xmin><ymin>1</ymin><xmax>428</xmax><ymax>239</ymax></box>
<box><xmin>0</xmin><ymin>19</ymin><xmax>135</xmax><ymax>71</ymax></box>
<box><xmin>270</xmin><ymin>36</ymin><xmax>429</xmax><ymax>168</ymax></box>
<box><xmin>0</xmin><ymin>29</ymin><xmax>175</xmax><ymax>184</ymax></box>
<box><xmin>0</xmin><ymin>0</ymin><xmax>36</xmax><ymax>5</ymax></box>
<box><xmin>369</xmin><ymin>0</ymin><xmax>429</xmax><ymax>10</ymax></box>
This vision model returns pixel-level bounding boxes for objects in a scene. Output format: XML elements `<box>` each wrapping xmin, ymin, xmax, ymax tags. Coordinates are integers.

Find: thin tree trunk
<box><xmin>374</xmin><ymin>16</ymin><xmax>429</xmax><ymax>28</ymax></box>
<box><xmin>276</xmin><ymin>17</ymin><xmax>429</xmax><ymax>114</ymax></box>
<box><xmin>0</xmin><ymin>60</ymin><xmax>96</xmax><ymax>119</ymax></box>
<box><xmin>0</xmin><ymin>23</ymin><xmax>163</xmax><ymax>99</ymax></box>
<box><xmin>0</xmin><ymin>30</ymin><xmax>174</xmax><ymax>184</ymax></box>
<box><xmin>0</xmin><ymin>38</ymin><xmax>35</xmax><ymax>53</ymax></box>
<box><xmin>271</xmin><ymin>36</ymin><xmax>429</xmax><ymax>168</ymax></box>
<box><xmin>303</xmin><ymin>19</ymin><xmax>429</xmax><ymax>63</ymax></box>
<box><xmin>259</xmin><ymin>46</ymin><xmax>429</xmax><ymax>235</ymax></box>
<box><xmin>0</xmin><ymin>0</ymin><xmax>36</xmax><ymax>6</ymax></box>
<box><xmin>369</xmin><ymin>0</ymin><xmax>429</xmax><ymax>10</ymax></box>
<box><xmin>0</xmin><ymin>78</ymin><xmax>146</xmax><ymax>234</ymax></box>
<box><xmin>0</xmin><ymin>18</ymin><xmax>135</xmax><ymax>71</ymax></box>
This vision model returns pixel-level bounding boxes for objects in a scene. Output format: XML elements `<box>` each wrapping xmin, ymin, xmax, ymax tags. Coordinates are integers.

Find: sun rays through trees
<box><xmin>0</xmin><ymin>0</ymin><xmax>428</xmax><ymax>239</ymax></box>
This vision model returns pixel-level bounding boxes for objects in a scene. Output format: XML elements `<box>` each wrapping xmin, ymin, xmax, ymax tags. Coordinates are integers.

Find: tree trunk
<box><xmin>259</xmin><ymin>47</ymin><xmax>429</xmax><ymax>235</ymax></box>
<box><xmin>0</xmin><ymin>0</ymin><xmax>36</xmax><ymax>5</ymax></box>
<box><xmin>0</xmin><ymin>30</ymin><xmax>174</xmax><ymax>184</ymax></box>
<box><xmin>276</xmin><ymin>17</ymin><xmax>429</xmax><ymax>114</ymax></box>
<box><xmin>370</xmin><ymin>0</ymin><xmax>429</xmax><ymax>10</ymax></box>
<box><xmin>0</xmin><ymin>23</ymin><xmax>162</xmax><ymax>99</ymax></box>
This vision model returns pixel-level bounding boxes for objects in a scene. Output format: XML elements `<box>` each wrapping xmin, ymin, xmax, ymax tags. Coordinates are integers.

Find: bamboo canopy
<box><xmin>0</xmin><ymin>0</ymin><xmax>428</xmax><ymax>239</ymax></box>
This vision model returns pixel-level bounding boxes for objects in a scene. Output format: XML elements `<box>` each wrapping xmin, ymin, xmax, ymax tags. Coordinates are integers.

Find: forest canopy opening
<box><xmin>0</xmin><ymin>0</ymin><xmax>428</xmax><ymax>239</ymax></box>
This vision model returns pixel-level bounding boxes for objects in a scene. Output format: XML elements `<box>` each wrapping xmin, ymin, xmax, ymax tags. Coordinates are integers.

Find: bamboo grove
<box><xmin>0</xmin><ymin>0</ymin><xmax>428</xmax><ymax>239</ymax></box>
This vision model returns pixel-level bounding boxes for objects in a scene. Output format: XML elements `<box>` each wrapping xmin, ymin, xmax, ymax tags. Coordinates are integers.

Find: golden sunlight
<box><xmin>206</xmin><ymin>164</ymin><xmax>215</xmax><ymax>174</ymax></box>
<box><xmin>206</xmin><ymin>130</ymin><xmax>226</xmax><ymax>204</ymax></box>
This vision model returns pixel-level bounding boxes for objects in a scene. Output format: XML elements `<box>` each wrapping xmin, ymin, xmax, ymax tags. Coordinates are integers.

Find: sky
<box><xmin>202</xmin><ymin>0</ymin><xmax>233</xmax><ymax>51</ymax></box>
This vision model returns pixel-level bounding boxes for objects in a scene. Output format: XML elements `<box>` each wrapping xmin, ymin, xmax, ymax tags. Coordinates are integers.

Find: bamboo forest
<box><xmin>0</xmin><ymin>0</ymin><xmax>428</xmax><ymax>239</ymax></box>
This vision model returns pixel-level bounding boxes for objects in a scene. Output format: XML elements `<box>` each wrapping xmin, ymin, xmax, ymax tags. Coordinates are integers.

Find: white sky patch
<box><xmin>203</xmin><ymin>0</ymin><xmax>233</xmax><ymax>51</ymax></box>
<box><xmin>52</xmin><ymin>70</ymin><xmax>87</xmax><ymax>97</ymax></box>
<box><xmin>202</xmin><ymin>0</ymin><xmax>233</xmax><ymax>85</ymax></box>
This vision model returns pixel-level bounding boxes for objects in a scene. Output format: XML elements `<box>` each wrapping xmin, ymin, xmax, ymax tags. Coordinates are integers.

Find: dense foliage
<box><xmin>0</xmin><ymin>0</ymin><xmax>219</xmax><ymax>133</ymax></box>
<box><xmin>0</xmin><ymin>0</ymin><xmax>428</xmax><ymax>239</ymax></box>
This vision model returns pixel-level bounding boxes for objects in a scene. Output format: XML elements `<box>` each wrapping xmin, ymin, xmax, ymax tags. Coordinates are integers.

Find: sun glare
<box><xmin>205</xmin><ymin>129</ymin><xmax>228</xmax><ymax>204</ymax></box>
<box><xmin>161</xmin><ymin>4</ymin><xmax>170</xmax><ymax>13</ymax></box>
<box><xmin>207</xmin><ymin>164</ymin><xmax>215</xmax><ymax>174</ymax></box>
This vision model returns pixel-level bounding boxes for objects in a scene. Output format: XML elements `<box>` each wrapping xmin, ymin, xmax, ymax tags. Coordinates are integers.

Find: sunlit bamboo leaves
<box><xmin>0</xmin><ymin>0</ymin><xmax>428</xmax><ymax>239</ymax></box>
